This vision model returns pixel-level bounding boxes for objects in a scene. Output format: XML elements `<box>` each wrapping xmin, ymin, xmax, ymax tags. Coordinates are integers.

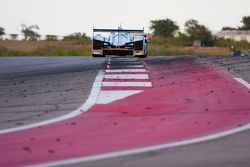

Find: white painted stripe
<box><xmin>102</xmin><ymin>82</ymin><xmax>152</xmax><ymax>87</ymax></box>
<box><xmin>110</xmin><ymin>58</ymin><xmax>137</xmax><ymax>60</ymax></box>
<box><xmin>106</xmin><ymin>69</ymin><xmax>147</xmax><ymax>73</ymax></box>
<box><xmin>30</xmin><ymin>77</ymin><xmax>250</xmax><ymax>167</ymax></box>
<box><xmin>0</xmin><ymin>71</ymin><xmax>104</xmax><ymax>135</ymax></box>
<box><xmin>33</xmin><ymin>123</ymin><xmax>250</xmax><ymax>167</ymax></box>
<box><xmin>96</xmin><ymin>90</ymin><xmax>143</xmax><ymax>104</ymax></box>
<box><xmin>234</xmin><ymin>77</ymin><xmax>250</xmax><ymax>89</ymax></box>
<box><xmin>127</xmin><ymin>65</ymin><xmax>144</xmax><ymax>68</ymax></box>
<box><xmin>107</xmin><ymin>64</ymin><xmax>145</xmax><ymax>69</ymax></box>
<box><xmin>104</xmin><ymin>74</ymin><xmax>149</xmax><ymax>80</ymax></box>
<box><xmin>107</xmin><ymin>65</ymin><xmax>145</xmax><ymax>68</ymax></box>
<box><xmin>109</xmin><ymin>59</ymin><xmax>139</xmax><ymax>62</ymax></box>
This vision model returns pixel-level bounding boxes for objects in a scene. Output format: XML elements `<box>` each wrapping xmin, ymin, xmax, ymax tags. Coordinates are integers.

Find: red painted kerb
<box><xmin>0</xmin><ymin>58</ymin><xmax>250</xmax><ymax>166</ymax></box>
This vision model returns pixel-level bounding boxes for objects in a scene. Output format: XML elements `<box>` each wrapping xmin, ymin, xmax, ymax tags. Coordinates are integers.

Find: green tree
<box><xmin>184</xmin><ymin>19</ymin><xmax>212</xmax><ymax>41</ymax></box>
<box><xmin>222</xmin><ymin>26</ymin><xmax>237</xmax><ymax>31</ymax></box>
<box><xmin>82</xmin><ymin>33</ymin><xmax>91</xmax><ymax>41</ymax></box>
<box><xmin>45</xmin><ymin>35</ymin><xmax>58</xmax><ymax>41</ymax></box>
<box><xmin>63</xmin><ymin>32</ymin><xmax>91</xmax><ymax>41</ymax></box>
<box><xmin>21</xmin><ymin>24</ymin><xmax>40</xmax><ymax>41</ymax></box>
<box><xmin>0</xmin><ymin>26</ymin><xmax>5</xmax><ymax>39</ymax></box>
<box><xmin>10</xmin><ymin>34</ymin><xmax>18</xmax><ymax>40</ymax></box>
<box><xmin>239</xmin><ymin>15</ymin><xmax>250</xmax><ymax>30</ymax></box>
<box><xmin>150</xmin><ymin>18</ymin><xmax>179</xmax><ymax>37</ymax></box>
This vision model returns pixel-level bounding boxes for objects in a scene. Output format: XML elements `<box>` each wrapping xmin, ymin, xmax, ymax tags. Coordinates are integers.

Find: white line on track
<box><xmin>107</xmin><ymin>65</ymin><xmax>145</xmax><ymax>69</ymax></box>
<box><xmin>96</xmin><ymin>90</ymin><xmax>143</xmax><ymax>104</ymax></box>
<box><xmin>33</xmin><ymin>78</ymin><xmax>250</xmax><ymax>167</ymax></box>
<box><xmin>102</xmin><ymin>82</ymin><xmax>152</xmax><ymax>87</ymax></box>
<box><xmin>34</xmin><ymin>123</ymin><xmax>250</xmax><ymax>167</ymax></box>
<box><xmin>109</xmin><ymin>59</ymin><xmax>139</xmax><ymax>62</ymax></box>
<box><xmin>127</xmin><ymin>65</ymin><xmax>145</xmax><ymax>68</ymax></box>
<box><xmin>106</xmin><ymin>69</ymin><xmax>147</xmax><ymax>73</ymax></box>
<box><xmin>234</xmin><ymin>77</ymin><xmax>250</xmax><ymax>89</ymax></box>
<box><xmin>104</xmin><ymin>74</ymin><xmax>149</xmax><ymax>80</ymax></box>
<box><xmin>0</xmin><ymin>71</ymin><xmax>105</xmax><ymax>135</ymax></box>
<box><xmin>108</xmin><ymin>58</ymin><xmax>138</xmax><ymax>60</ymax></box>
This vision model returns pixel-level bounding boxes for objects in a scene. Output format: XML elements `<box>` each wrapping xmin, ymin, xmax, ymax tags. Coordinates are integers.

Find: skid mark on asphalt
<box><xmin>0</xmin><ymin>71</ymin><xmax>104</xmax><ymax>135</ymax></box>
<box><xmin>97</xmin><ymin>57</ymin><xmax>152</xmax><ymax>104</ymax></box>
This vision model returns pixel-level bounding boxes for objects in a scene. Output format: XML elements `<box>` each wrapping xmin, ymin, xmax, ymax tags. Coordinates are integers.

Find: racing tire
<box><xmin>92</xmin><ymin>54</ymin><xmax>105</xmax><ymax>57</ymax></box>
<box><xmin>138</xmin><ymin>54</ymin><xmax>147</xmax><ymax>58</ymax></box>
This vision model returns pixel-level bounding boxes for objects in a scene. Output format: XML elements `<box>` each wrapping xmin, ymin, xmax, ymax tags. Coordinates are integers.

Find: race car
<box><xmin>92</xmin><ymin>28</ymin><xmax>147</xmax><ymax>58</ymax></box>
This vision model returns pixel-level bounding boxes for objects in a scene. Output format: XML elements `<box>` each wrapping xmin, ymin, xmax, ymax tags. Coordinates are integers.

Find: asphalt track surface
<box><xmin>0</xmin><ymin>57</ymin><xmax>106</xmax><ymax>129</ymax></box>
<box><xmin>0</xmin><ymin>55</ymin><xmax>250</xmax><ymax>167</ymax></box>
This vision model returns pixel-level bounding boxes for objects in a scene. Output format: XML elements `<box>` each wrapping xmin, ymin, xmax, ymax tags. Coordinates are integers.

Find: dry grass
<box><xmin>186</xmin><ymin>47</ymin><xmax>229</xmax><ymax>56</ymax></box>
<box><xmin>148</xmin><ymin>45</ymin><xmax>229</xmax><ymax>56</ymax></box>
<box><xmin>0</xmin><ymin>40</ymin><xmax>92</xmax><ymax>56</ymax></box>
<box><xmin>0</xmin><ymin>40</ymin><xmax>91</xmax><ymax>52</ymax></box>
<box><xmin>0</xmin><ymin>40</ymin><xmax>229</xmax><ymax>56</ymax></box>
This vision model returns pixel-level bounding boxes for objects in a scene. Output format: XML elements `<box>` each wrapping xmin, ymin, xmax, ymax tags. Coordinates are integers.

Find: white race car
<box><xmin>92</xmin><ymin>28</ymin><xmax>147</xmax><ymax>58</ymax></box>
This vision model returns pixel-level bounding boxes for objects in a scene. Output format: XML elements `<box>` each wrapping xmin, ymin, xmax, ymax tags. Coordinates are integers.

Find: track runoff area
<box><xmin>0</xmin><ymin>56</ymin><xmax>250</xmax><ymax>167</ymax></box>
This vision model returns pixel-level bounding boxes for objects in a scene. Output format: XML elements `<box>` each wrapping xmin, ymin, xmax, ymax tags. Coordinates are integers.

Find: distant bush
<box><xmin>213</xmin><ymin>38</ymin><xmax>234</xmax><ymax>48</ymax></box>
<box><xmin>148</xmin><ymin>46</ymin><xmax>169</xmax><ymax>56</ymax></box>
<box><xmin>150</xmin><ymin>35</ymin><xmax>250</xmax><ymax>51</ymax></box>
<box><xmin>148</xmin><ymin>46</ymin><xmax>199</xmax><ymax>56</ymax></box>
<box><xmin>150</xmin><ymin>35</ymin><xmax>192</xmax><ymax>47</ymax></box>
<box><xmin>234</xmin><ymin>40</ymin><xmax>250</xmax><ymax>49</ymax></box>
<box><xmin>0</xmin><ymin>46</ymin><xmax>32</xmax><ymax>56</ymax></box>
<box><xmin>0</xmin><ymin>44</ymin><xmax>92</xmax><ymax>56</ymax></box>
<box><xmin>9</xmin><ymin>34</ymin><xmax>18</xmax><ymax>41</ymax></box>
<box><xmin>148</xmin><ymin>45</ymin><xmax>228</xmax><ymax>56</ymax></box>
<box><xmin>213</xmin><ymin>37</ymin><xmax>250</xmax><ymax>49</ymax></box>
<box><xmin>63</xmin><ymin>33</ymin><xmax>91</xmax><ymax>43</ymax></box>
<box><xmin>150</xmin><ymin>36</ymin><xmax>166</xmax><ymax>45</ymax></box>
<box><xmin>33</xmin><ymin>45</ymin><xmax>91</xmax><ymax>56</ymax></box>
<box><xmin>45</xmin><ymin>35</ymin><xmax>58</xmax><ymax>41</ymax></box>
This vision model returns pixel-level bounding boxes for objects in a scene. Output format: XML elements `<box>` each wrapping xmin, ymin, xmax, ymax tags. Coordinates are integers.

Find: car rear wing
<box><xmin>93</xmin><ymin>28</ymin><xmax>144</xmax><ymax>33</ymax></box>
<box><xmin>93</xmin><ymin>28</ymin><xmax>145</xmax><ymax>37</ymax></box>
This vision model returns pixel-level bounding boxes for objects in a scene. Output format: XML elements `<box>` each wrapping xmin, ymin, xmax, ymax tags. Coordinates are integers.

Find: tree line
<box><xmin>222</xmin><ymin>16</ymin><xmax>250</xmax><ymax>30</ymax></box>
<box><xmin>150</xmin><ymin>18</ymin><xmax>212</xmax><ymax>40</ymax></box>
<box><xmin>1</xmin><ymin>15</ymin><xmax>250</xmax><ymax>44</ymax></box>
<box><xmin>0</xmin><ymin>24</ymin><xmax>91</xmax><ymax>42</ymax></box>
<box><xmin>150</xmin><ymin>15</ymin><xmax>250</xmax><ymax>46</ymax></box>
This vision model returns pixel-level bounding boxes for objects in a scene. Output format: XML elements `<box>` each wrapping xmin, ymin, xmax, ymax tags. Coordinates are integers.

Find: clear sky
<box><xmin>0</xmin><ymin>0</ymin><xmax>250</xmax><ymax>37</ymax></box>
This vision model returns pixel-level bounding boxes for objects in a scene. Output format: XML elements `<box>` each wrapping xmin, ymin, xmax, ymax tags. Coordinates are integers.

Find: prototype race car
<box><xmin>92</xmin><ymin>27</ymin><xmax>147</xmax><ymax>58</ymax></box>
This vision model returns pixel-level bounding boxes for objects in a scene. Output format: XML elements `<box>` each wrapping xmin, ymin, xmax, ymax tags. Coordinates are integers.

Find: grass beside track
<box><xmin>148</xmin><ymin>45</ymin><xmax>229</xmax><ymax>56</ymax></box>
<box><xmin>0</xmin><ymin>40</ymin><xmax>229</xmax><ymax>57</ymax></box>
<box><xmin>0</xmin><ymin>40</ymin><xmax>92</xmax><ymax>56</ymax></box>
